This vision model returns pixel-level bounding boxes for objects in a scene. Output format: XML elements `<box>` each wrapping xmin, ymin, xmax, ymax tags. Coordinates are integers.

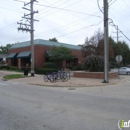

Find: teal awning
<box><xmin>17</xmin><ymin>51</ymin><xmax>31</xmax><ymax>58</ymax></box>
<box><xmin>7</xmin><ymin>52</ymin><xmax>17</xmax><ymax>59</ymax></box>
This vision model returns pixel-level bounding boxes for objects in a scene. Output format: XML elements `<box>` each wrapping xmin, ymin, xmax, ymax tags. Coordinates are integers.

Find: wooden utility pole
<box><xmin>113</xmin><ymin>25</ymin><xmax>122</xmax><ymax>43</ymax></box>
<box><xmin>17</xmin><ymin>0</ymin><xmax>39</xmax><ymax>76</ymax></box>
<box><xmin>103</xmin><ymin>0</ymin><xmax>109</xmax><ymax>83</ymax></box>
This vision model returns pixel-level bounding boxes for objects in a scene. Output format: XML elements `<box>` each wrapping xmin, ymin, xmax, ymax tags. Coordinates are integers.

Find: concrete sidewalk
<box><xmin>0</xmin><ymin>70</ymin><xmax>125</xmax><ymax>87</ymax></box>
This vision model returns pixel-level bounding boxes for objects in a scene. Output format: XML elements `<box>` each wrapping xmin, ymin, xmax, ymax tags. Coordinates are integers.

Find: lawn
<box><xmin>3</xmin><ymin>74</ymin><xmax>25</xmax><ymax>80</ymax></box>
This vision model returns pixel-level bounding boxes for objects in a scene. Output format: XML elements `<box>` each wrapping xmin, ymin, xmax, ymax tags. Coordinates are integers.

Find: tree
<box><xmin>49</xmin><ymin>45</ymin><xmax>75</xmax><ymax>67</ymax></box>
<box><xmin>82</xmin><ymin>54</ymin><xmax>104</xmax><ymax>72</ymax></box>
<box><xmin>0</xmin><ymin>44</ymin><xmax>13</xmax><ymax>54</ymax></box>
<box><xmin>111</xmin><ymin>40</ymin><xmax>130</xmax><ymax>65</ymax></box>
<box><xmin>84</xmin><ymin>29</ymin><xmax>103</xmax><ymax>47</ymax></box>
<box><xmin>49</xmin><ymin>37</ymin><xmax>58</xmax><ymax>42</ymax></box>
<box><xmin>97</xmin><ymin>37</ymin><xmax>114</xmax><ymax>60</ymax></box>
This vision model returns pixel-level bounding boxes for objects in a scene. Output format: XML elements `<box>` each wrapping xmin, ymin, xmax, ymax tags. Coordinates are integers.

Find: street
<box><xmin>0</xmin><ymin>77</ymin><xmax>130</xmax><ymax>130</ymax></box>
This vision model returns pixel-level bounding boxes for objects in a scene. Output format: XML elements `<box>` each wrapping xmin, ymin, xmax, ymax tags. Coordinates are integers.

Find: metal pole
<box><xmin>117</xmin><ymin>25</ymin><xmax>118</xmax><ymax>43</ymax></box>
<box><xmin>30</xmin><ymin>0</ymin><xmax>34</xmax><ymax>76</ymax></box>
<box><xmin>103</xmin><ymin>0</ymin><xmax>109</xmax><ymax>83</ymax></box>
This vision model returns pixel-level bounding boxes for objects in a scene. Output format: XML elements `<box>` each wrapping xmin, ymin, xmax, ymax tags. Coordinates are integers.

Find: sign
<box><xmin>116</xmin><ymin>55</ymin><xmax>123</xmax><ymax>63</ymax></box>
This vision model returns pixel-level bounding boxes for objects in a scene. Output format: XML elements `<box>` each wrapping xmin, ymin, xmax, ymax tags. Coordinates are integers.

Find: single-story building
<box><xmin>7</xmin><ymin>39</ymin><xmax>84</xmax><ymax>69</ymax></box>
<box><xmin>0</xmin><ymin>54</ymin><xmax>8</xmax><ymax>62</ymax></box>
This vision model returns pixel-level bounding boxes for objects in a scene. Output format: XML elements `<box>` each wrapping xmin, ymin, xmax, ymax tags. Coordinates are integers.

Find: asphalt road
<box><xmin>0</xmin><ymin>77</ymin><xmax>130</xmax><ymax>130</ymax></box>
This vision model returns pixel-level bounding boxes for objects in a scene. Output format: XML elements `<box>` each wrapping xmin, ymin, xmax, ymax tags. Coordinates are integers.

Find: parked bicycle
<box><xmin>44</xmin><ymin>72</ymin><xmax>56</xmax><ymax>82</ymax></box>
<box><xmin>43</xmin><ymin>70</ymin><xmax>69</xmax><ymax>82</ymax></box>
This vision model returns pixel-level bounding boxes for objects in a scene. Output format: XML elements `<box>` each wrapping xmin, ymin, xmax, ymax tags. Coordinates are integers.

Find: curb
<box><xmin>1</xmin><ymin>77</ymin><xmax>7</xmax><ymax>81</ymax></box>
<box><xmin>29</xmin><ymin>82</ymin><xmax>117</xmax><ymax>87</ymax></box>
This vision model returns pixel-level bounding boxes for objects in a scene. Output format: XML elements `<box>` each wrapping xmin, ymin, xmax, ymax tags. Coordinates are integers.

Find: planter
<box><xmin>74</xmin><ymin>71</ymin><xmax>118</xmax><ymax>79</ymax></box>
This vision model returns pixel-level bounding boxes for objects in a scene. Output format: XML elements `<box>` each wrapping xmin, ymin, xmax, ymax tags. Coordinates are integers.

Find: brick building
<box><xmin>7</xmin><ymin>39</ymin><xmax>84</xmax><ymax>69</ymax></box>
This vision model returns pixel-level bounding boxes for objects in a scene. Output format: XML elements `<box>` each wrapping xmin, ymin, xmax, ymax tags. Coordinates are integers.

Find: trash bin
<box><xmin>24</xmin><ymin>69</ymin><xmax>28</xmax><ymax>76</ymax></box>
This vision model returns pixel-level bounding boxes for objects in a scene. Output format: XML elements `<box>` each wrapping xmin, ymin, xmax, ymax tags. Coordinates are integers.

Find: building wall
<box><xmin>8</xmin><ymin>45</ymin><xmax>84</xmax><ymax>68</ymax></box>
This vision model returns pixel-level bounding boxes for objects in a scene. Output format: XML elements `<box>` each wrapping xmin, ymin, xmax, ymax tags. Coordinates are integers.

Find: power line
<box><xmin>0</xmin><ymin>23</ymin><xmax>16</xmax><ymax>30</ymax></box>
<box><xmin>35</xmin><ymin>12</ymin><xmax>101</xmax><ymax>36</ymax></box>
<box><xmin>121</xmin><ymin>0</ymin><xmax>130</xmax><ymax>10</ymax></box>
<box><xmin>55</xmin><ymin>20</ymin><xmax>103</xmax><ymax>38</ymax></box>
<box><xmin>36</xmin><ymin>0</ymin><xmax>71</xmax><ymax>18</ymax></box>
<box><xmin>0</xmin><ymin>6</ymin><xmax>24</xmax><ymax>13</ymax></box>
<box><xmin>97</xmin><ymin>0</ymin><xmax>103</xmax><ymax>13</ymax></box>
<box><xmin>109</xmin><ymin>0</ymin><xmax>117</xmax><ymax>6</ymax></box>
<box><xmin>35</xmin><ymin>3</ymin><xmax>101</xmax><ymax>18</ymax></box>
<box><xmin>108</xmin><ymin>18</ymin><xmax>130</xmax><ymax>42</ymax></box>
<box><xmin>38</xmin><ymin>0</ymin><xmax>62</xmax><ymax>13</ymax></box>
<box><xmin>119</xmin><ymin>30</ymin><xmax>130</xmax><ymax>42</ymax></box>
<box><xmin>110</xmin><ymin>12</ymin><xmax>130</xmax><ymax>32</ymax></box>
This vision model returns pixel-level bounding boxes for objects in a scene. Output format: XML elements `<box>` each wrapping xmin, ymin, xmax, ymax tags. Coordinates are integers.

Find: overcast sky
<box><xmin>0</xmin><ymin>0</ymin><xmax>130</xmax><ymax>47</ymax></box>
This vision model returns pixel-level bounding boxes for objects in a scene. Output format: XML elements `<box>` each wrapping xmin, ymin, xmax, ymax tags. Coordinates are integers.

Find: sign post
<box><xmin>115</xmin><ymin>55</ymin><xmax>123</xmax><ymax>78</ymax></box>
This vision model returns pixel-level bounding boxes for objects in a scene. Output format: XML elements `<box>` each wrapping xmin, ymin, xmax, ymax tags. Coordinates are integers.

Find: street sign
<box><xmin>116</xmin><ymin>55</ymin><xmax>123</xmax><ymax>63</ymax></box>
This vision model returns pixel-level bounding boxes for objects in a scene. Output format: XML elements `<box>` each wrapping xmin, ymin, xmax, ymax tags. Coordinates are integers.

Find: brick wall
<box><xmin>8</xmin><ymin>45</ymin><xmax>83</xmax><ymax>68</ymax></box>
<box><xmin>74</xmin><ymin>71</ymin><xmax>118</xmax><ymax>79</ymax></box>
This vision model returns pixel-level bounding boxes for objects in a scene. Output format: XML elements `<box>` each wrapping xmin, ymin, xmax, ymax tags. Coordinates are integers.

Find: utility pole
<box><xmin>17</xmin><ymin>0</ymin><xmax>39</xmax><ymax>76</ymax></box>
<box><xmin>113</xmin><ymin>25</ymin><xmax>122</xmax><ymax>43</ymax></box>
<box><xmin>117</xmin><ymin>25</ymin><xmax>118</xmax><ymax>43</ymax></box>
<box><xmin>103</xmin><ymin>0</ymin><xmax>109</xmax><ymax>83</ymax></box>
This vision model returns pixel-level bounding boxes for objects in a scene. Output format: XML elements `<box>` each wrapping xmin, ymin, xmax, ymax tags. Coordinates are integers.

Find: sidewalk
<box><xmin>0</xmin><ymin>70</ymin><xmax>125</xmax><ymax>87</ymax></box>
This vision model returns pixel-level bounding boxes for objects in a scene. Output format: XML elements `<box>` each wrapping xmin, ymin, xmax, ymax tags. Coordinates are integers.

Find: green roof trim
<box><xmin>17</xmin><ymin>51</ymin><xmax>31</xmax><ymax>58</ymax></box>
<box><xmin>7</xmin><ymin>52</ymin><xmax>17</xmax><ymax>59</ymax></box>
<box><xmin>9</xmin><ymin>39</ymin><xmax>82</xmax><ymax>50</ymax></box>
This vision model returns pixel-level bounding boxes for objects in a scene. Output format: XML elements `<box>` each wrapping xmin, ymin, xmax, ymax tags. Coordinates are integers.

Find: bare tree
<box><xmin>84</xmin><ymin>29</ymin><xmax>104</xmax><ymax>47</ymax></box>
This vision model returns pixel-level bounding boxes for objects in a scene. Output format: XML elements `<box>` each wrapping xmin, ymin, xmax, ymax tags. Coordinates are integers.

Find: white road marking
<box><xmin>0</xmin><ymin>83</ymin><xmax>8</xmax><ymax>85</ymax></box>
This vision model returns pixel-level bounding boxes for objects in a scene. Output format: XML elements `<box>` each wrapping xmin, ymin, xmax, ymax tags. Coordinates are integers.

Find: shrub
<box><xmin>110</xmin><ymin>61</ymin><xmax>118</xmax><ymax>68</ymax></box>
<box><xmin>82</xmin><ymin>54</ymin><xmax>104</xmax><ymax>72</ymax></box>
<box><xmin>10</xmin><ymin>66</ymin><xmax>19</xmax><ymax>70</ymax></box>
<box><xmin>43</xmin><ymin>62</ymin><xmax>57</xmax><ymax>69</ymax></box>
<box><xmin>5</xmin><ymin>66</ymin><xmax>10</xmax><ymax>70</ymax></box>
<box><xmin>72</xmin><ymin>65</ymin><xmax>84</xmax><ymax>71</ymax></box>
<box><xmin>0</xmin><ymin>66</ymin><xmax>3</xmax><ymax>70</ymax></box>
<box><xmin>0</xmin><ymin>66</ymin><xmax>10</xmax><ymax>70</ymax></box>
<box><xmin>0</xmin><ymin>61</ymin><xmax>6</xmax><ymax>64</ymax></box>
<box><xmin>35</xmin><ymin>68</ymin><xmax>58</xmax><ymax>74</ymax></box>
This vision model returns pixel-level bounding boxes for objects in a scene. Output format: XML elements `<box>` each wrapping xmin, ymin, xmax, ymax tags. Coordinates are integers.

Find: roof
<box><xmin>9</xmin><ymin>39</ymin><xmax>82</xmax><ymax>50</ymax></box>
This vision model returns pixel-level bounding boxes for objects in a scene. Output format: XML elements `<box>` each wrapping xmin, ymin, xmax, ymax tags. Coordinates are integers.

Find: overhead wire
<box><xmin>34</xmin><ymin>11</ymin><xmax>101</xmax><ymax>37</ymax></box>
<box><xmin>109</xmin><ymin>0</ymin><xmax>117</xmax><ymax>6</ymax></box>
<box><xmin>55</xmin><ymin>20</ymin><xmax>103</xmax><ymax>38</ymax></box>
<box><xmin>36</xmin><ymin>0</ymin><xmax>71</xmax><ymax>18</ymax></box>
<box><xmin>0</xmin><ymin>6</ymin><xmax>24</xmax><ymax>13</ymax></box>
<box><xmin>97</xmin><ymin>0</ymin><xmax>103</xmax><ymax>13</ymax></box>
<box><xmin>108</xmin><ymin>18</ymin><xmax>130</xmax><ymax>42</ymax></box>
<box><xmin>35</xmin><ymin>3</ymin><xmax>101</xmax><ymax>18</ymax></box>
<box><xmin>121</xmin><ymin>0</ymin><xmax>130</xmax><ymax>10</ymax></box>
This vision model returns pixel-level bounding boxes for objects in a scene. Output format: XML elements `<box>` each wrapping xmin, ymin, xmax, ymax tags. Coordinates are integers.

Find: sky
<box><xmin>0</xmin><ymin>0</ymin><xmax>130</xmax><ymax>47</ymax></box>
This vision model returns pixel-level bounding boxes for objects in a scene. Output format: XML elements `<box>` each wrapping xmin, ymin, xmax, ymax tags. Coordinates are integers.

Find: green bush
<box><xmin>5</xmin><ymin>66</ymin><xmax>10</xmax><ymax>70</ymax></box>
<box><xmin>36</xmin><ymin>68</ymin><xmax>58</xmax><ymax>74</ymax></box>
<box><xmin>43</xmin><ymin>62</ymin><xmax>57</xmax><ymax>69</ymax></box>
<box><xmin>0</xmin><ymin>66</ymin><xmax>10</xmax><ymax>70</ymax></box>
<box><xmin>10</xmin><ymin>66</ymin><xmax>19</xmax><ymax>70</ymax></box>
<box><xmin>82</xmin><ymin>54</ymin><xmax>104</xmax><ymax>72</ymax></box>
<box><xmin>0</xmin><ymin>66</ymin><xmax>3</xmax><ymax>70</ymax></box>
<box><xmin>72</xmin><ymin>65</ymin><xmax>84</xmax><ymax>71</ymax></box>
<box><xmin>110</xmin><ymin>61</ymin><xmax>118</xmax><ymax>68</ymax></box>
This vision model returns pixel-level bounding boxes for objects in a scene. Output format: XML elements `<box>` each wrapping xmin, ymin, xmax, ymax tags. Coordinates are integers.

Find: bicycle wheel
<box><xmin>61</xmin><ymin>72</ymin><xmax>68</xmax><ymax>82</ymax></box>
<box><xmin>44</xmin><ymin>75</ymin><xmax>48</xmax><ymax>82</ymax></box>
<box><xmin>49</xmin><ymin>74</ymin><xmax>55</xmax><ymax>82</ymax></box>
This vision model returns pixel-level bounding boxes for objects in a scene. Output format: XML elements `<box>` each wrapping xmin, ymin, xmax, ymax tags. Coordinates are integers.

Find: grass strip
<box><xmin>3</xmin><ymin>74</ymin><xmax>25</xmax><ymax>80</ymax></box>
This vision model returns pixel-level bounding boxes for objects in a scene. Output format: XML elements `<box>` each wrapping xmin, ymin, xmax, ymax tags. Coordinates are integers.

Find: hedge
<box><xmin>35</xmin><ymin>68</ymin><xmax>58</xmax><ymax>74</ymax></box>
<box><xmin>43</xmin><ymin>62</ymin><xmax>57</xmax><ymax>69</ymax></box>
